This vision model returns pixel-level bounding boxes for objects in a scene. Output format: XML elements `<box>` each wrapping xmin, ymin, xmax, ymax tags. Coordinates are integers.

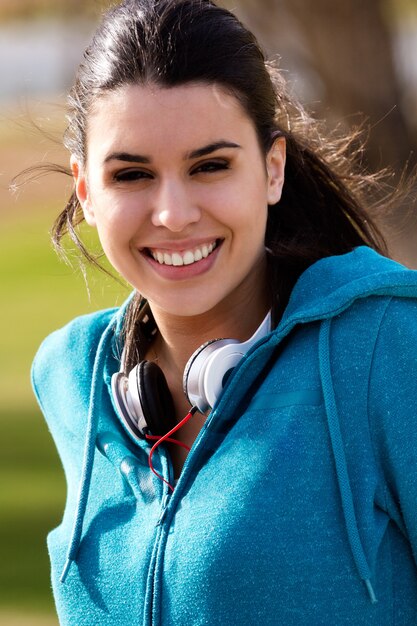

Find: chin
<box><xmin>146</xmin><ymin>290</ymin><xmax>229</xmax><ymax>319</ymax></box>
<box><xmin>159</xmin><ymin>301</ymin><xmax>219</xmax><ymax>318</ymax></box>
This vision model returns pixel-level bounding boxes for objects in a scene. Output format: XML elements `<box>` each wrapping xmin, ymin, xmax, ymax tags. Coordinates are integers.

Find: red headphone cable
<box><xmin>145</xmin><ymin>406</ymin><xmax>198</xmax><ymax>491</ymax></box>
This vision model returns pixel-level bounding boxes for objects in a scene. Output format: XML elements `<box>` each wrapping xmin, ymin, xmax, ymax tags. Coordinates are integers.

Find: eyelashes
<box><xmin>112</xmin><ymin>159</ymin><xmax>230</xmax><ymax>183</ymax></box>
<box><xmin>190</xmin><ymin>160</ymin><xmax>230</xmax><ymax>175</ymax></box>
<box><xmin>113</xmin><ymin>169</ymin><xmax>152</xmax><ymax>182</ymax></box>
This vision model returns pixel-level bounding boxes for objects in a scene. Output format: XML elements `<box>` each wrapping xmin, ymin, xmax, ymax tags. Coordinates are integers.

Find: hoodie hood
<box><xmin>282</xmin><ymin>246</ymin><xmax>417</xmax><ymax>325</ymax></box>
<box><xmin>56</xmin><ymin>247</ymin><xmax>417</xmax><ymax>603</ymax></box>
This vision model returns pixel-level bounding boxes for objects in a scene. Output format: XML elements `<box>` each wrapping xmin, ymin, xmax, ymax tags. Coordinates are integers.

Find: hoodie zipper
<box><xmin>145</xmin><ymin>448</ymin><xmax>173</xmax><ymax>626</ymax></box>
<box><xmin>143</xmin><ymin>333</ymin><xmax>278</xmax><ymax>625</ymax></box>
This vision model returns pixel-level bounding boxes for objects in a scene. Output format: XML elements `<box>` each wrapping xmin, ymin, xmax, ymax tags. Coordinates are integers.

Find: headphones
<box><xmin>111</xmin><ymin>309</ymin><xmax>271</xmax><ymax>441</ymax></box>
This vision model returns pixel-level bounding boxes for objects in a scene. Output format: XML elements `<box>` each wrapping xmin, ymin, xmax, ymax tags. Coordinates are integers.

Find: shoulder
<box><xmin>31</xmin><ymin>307</ymin><xmax>118</xmax><ymax>426</ymax></box>
<box><xmin>330</xmin><ymin>293</ymin><xmax>417</xmax><ymax>368</ymax></box>
<box><xmin>366</xmin><ymin>297</ymin><xmax>417</xmax><ymax>524</ymax></box>
<box><xmin>32</xmin><ymin>307</ymin><xmax>117</xmax><ymax>379</ymax></box>
<box><xmin>370</xmin><ymin>295</ymin><xmax>417</xmax><ymax>379</ymax></box>
<box><xmin>313</xmin><ymin>294</ymin><xmax>417</xmax><ymax>433</ymax></box>
<box><xmin>353</xmin><ymin>295</ymin><xmax>417</xmax><ymax>455</ymax></box>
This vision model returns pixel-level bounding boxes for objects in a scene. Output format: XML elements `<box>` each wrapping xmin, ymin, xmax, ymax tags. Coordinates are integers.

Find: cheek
<box><xmin>228</xmin><ymin>186</ymin><xmax>269</xmax><ymax>234</ymax></box>
<box><xmin>91</xmin><ymin>194</ymin><xmax>140</xmax><ymax>234</ymax></box>
<box><xmin>206</xmin><ymin>178</ymin><xmax>268</xmax><ymax>227</ymax></box>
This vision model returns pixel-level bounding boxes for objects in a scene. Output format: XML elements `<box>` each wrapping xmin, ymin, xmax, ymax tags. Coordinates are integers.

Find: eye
<box><xmin>190</xmin><ymin>160</ymin><xmax>230</xmax><ymax>175</ymax></box>
<box><xmin>113</xmin><ymin>169</ymin><xmax>153</xmax><ymax>182</ymax></box>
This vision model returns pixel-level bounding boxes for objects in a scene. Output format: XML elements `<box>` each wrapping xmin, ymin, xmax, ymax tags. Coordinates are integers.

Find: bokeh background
<box><xmin>1</xmin><ymin>0</ymin><xmax>416</xmax><ymax>623</ymax></box>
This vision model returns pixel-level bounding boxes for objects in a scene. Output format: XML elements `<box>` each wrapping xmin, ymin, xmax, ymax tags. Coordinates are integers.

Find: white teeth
<box><xmin>172</xmin><ymin>252</ymin><xmax>184</xmax><ymax>266</ymax></box>
<box><xmin>150</xmin><ymin>241</ymin><xmax>218</xmax><ymax>266</ymax></box>
<box><xmin>183</xmin><ymin>251</ymin><xmax>195</xmax><ymax>265</ymax></box>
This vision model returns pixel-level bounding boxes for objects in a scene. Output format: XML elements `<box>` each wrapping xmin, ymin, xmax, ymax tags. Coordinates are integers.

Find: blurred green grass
<box><xmin>0</xmin><ymin>408</ymin><xmax>64</xmax><ymax>615</ymax></box>
<box><xmin>0</xmin><ymin>114</ymin><xmax>128</xmax><ymax>621</ymax></box>
<box><xmin>1</xmin><ymin>205</ymin><xmax>127</xmax><ymax>407</ymax></box>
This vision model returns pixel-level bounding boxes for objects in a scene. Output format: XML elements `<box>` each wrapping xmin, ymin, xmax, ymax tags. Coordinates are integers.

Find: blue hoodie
<box><xmin>32</xmin><ymin>247</ymin><xmax>417</xmax><ymax>625</ymax></box>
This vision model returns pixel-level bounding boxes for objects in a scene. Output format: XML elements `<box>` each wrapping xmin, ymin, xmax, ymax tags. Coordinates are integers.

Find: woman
<box><xmin>32</xmin><ymin>0</ymin><xmax>417</xmax><ymax>624</ymax></box>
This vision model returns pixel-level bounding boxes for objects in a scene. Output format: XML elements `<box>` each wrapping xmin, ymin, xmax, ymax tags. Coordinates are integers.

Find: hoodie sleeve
<box><xmin>368</xmin><ymin>296</ymin><xmax>417</xmax><ymax>560</ymax></box>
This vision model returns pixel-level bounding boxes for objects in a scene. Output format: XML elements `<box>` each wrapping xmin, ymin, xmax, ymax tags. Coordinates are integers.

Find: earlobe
<box><xmin>266</xmin><ymin>137</ymin><xmax>286</xmax><ymax>205</ymax></box>
<box><xmin>70</xmin><ymin>155</ymin><xmax>96</xmax><ymax>227</ymax></box>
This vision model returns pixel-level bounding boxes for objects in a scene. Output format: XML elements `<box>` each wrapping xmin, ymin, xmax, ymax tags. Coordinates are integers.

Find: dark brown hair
<box><xmin>52</xmin><ymin>0</ymin><xmax>387</xmax><ymax>368</ymax></box>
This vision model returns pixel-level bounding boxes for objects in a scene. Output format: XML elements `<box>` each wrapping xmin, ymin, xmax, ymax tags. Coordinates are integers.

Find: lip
<box><xmin>141</xmin><ymin>239</ymin><xmax>223</xmax><ymax>280</ymax></box>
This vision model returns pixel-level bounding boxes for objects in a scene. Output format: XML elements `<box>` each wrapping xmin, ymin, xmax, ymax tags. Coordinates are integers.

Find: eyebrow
<box><xmin>187</xmin><ymin>141</ymin><xmax>241</xmax><ymax>159</ymax></box>
<box><xmin>103</xmin><ymin>152</ymin><xmax>150</xmax><ymax>164</ymax></box>
<box><xmin>103</xmin><ymin>141</ymin><xmax>241</xmax><ymax>165</ymax></box>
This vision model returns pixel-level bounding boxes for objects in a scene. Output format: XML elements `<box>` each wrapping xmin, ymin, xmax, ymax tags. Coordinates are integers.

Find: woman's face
<box><xmin>72</xmin><ymin>83</ymin><xmax>285</xmax><ymax>318</ymax></box>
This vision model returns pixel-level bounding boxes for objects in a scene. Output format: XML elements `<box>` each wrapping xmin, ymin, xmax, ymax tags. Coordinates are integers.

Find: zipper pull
<box><xmin>156</xmin><ymin>493</ymin><xmax>171</xmax><ymax>526</ymax></box>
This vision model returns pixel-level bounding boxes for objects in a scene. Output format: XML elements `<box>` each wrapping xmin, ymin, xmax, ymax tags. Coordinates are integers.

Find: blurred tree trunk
<box><xmin>228</xmin><ymin>0</ymin><xmax>417</xmax><ymax>266</ymax></box>
<box><xmin>284</xmin><ymin>0</ymin><xmax>414</xmax><ymax>172</ymax></box>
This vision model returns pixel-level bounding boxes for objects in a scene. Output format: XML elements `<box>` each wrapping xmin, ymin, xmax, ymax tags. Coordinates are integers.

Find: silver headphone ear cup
<box><xmin>200</xmin><ymin>344</ymin><xmax>251</xmax><ymax>409</ymax></box>
<box><xmin>111</xmin><ymin>371</ymin><xmax>148</xmax><ymax>439</ymax></box>
<box><xmin>183</xmin><ymin>339</ymin><xmax>219</xmax><ymax>412</ymax></box>
<box><xmin>183</xmin><ymin>311</ymin><xmax>271</xmax><ymax>412</ymax></box>
<box><xmin>112</xmin><ymin>361</ymin><xmax>177</xmax><ymax>439</ymax></box>
<box><xmin>183</xmin><ymin>338</ymin><xmax>237</xmax><ymax>412</ymax></box>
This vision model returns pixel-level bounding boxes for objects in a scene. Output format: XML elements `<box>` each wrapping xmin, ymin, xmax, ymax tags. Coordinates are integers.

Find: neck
<box><xmin>149</xmin><ymin>282</ymin><xmax>270</xmax><ymax>380</ymax></box>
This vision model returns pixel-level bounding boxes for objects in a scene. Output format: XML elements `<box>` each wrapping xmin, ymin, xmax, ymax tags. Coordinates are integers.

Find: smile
<box><xmin>148</xmin><ymin>240</ymin><xmax>219</xmax><ymax>266</ymax></box>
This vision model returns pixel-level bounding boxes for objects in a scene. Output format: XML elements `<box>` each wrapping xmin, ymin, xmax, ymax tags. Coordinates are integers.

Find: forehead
<box><xmin>85</xmin><ymin>82</ymin><xmax>257</xmax><ymax>160</ymax></box>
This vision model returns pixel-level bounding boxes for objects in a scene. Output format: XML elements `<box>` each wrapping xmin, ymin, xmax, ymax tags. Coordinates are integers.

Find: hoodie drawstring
<box><xmin>60</xmin><ymin>320</ymin><xmax>115</xmax><ymax>583</ymax></box>
<box><xmin>318</xmin><ymin>319</ymin><xmax>377</xmax><ymax>604</ymax></box>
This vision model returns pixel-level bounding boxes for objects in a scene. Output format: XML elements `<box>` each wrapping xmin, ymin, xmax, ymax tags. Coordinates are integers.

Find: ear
<box><xmin>266</xmin><ymin>136</ymin><xmax>286</xmax><ymax>205</ymax></box>
<box><xmin>70</xmin><ymin>155</ymin><xmax>96</xmax><ymax>227</ymax></box>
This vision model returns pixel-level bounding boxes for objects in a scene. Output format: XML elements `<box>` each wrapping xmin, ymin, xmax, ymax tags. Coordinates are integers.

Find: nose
<box><xmin>151</xmin><ymin>179</ymin><xmax>201</xmax><ymax>232</ymax></box>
